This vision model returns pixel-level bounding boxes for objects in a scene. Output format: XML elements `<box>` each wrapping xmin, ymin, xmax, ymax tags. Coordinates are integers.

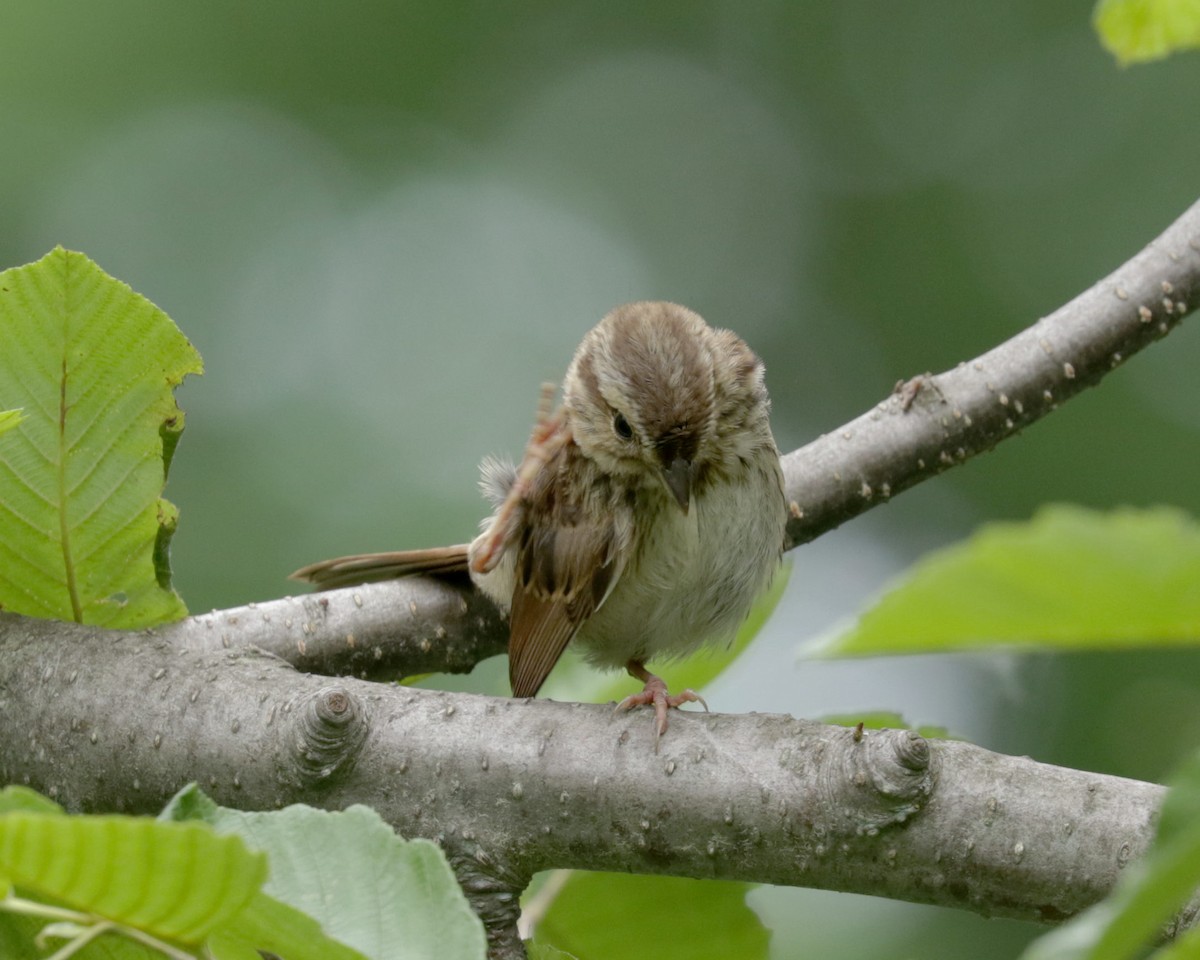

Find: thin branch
<box><xmin>782</xmin><ymin>197</ymin><xmax>1200</xmax><ymax>548</ymax></box>
<box><xmin>164</xmin><ymin>577</ymin><xmax>507</xmax><ymax>682</ymax></box>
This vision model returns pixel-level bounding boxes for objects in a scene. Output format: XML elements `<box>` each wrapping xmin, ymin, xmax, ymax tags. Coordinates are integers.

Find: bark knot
<box><xmin>292</xmin><ymin>684</ymin><xmax>369</xmax><ymax>785</ymax></box>
<box><xmin>835</xmin><ymin>726</ymin><xmax>935</xmax><ymax>835</ymax></box>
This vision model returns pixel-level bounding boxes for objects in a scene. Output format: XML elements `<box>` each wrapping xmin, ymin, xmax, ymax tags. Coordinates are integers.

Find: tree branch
<box><xmin>782</xmin><ymin>196</ymin><xmax>1200</xmax><ymax>548</ymax></box>
<box><xmin>167</xmin><ymin>576</ymin><xmax>508</xmax><ymax>682</ymax></box>
<box><xmin>2</xmin><ymin>614</ymin><xmax>1193</xmax><ymax>960</ymax></box>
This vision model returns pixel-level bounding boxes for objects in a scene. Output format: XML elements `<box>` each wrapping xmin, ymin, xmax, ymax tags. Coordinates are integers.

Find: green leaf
<box><xmin>0</xmin><ymin>813</ymin><xmax>266</xmax><ymax>944</ymax></box>
<box><xmin>0</xmin><ymin>910</ymin><xmax>180</xmax><ymax>960</ymax></box>
<box><xmin>1148</xmin><ymin>923</ymin><xmax>1200</xmax><ymax>959</ymax></box>
<box><xmin>0</xmin><ymin>786</ymin><xmax>64</xmax><ymax>816</ymax></box>
<box><xmin>820</xmin><ymin>711</ymin><xmax>954</xmax><ymax>741</ymax></box>
<box><xmin>0</xmin><ymin>247</ymin><xmax>202</xmax><ymax>627</ymax></box>
<box><xmin>161</xmin><ymin>788</ymin><xmax>371</xmax><ymax>960</ymax></box>
<box><xmin>533</xmin><ymin>873</ymin><xmax>769</xmax><ymax>960</ymax></box>
<box><xmin>164</xmin><ymin>786</ymin><xmax>486</xmax><ymax>960</ymax></box>
<box><xmin>526</xmin><ymin>942</ymin><xmax>578</xmax><ymax>960</ymax></box>
<box><xmin>1020</xmin><ymin>747</ymin><xmax>1200</xmax><ymax>960</ymax></box>
<box><xmin>0</xmin><ymin>921</ymin><xmax>37</xmax><ymax>960</ymax></box>
<box><xmin>818</xmin><ymin>506</ymin><xmax>1200</xmax><ymax>657</ymax></box>
<box><xmin>158</xmin><ymin>781</ymin><xmax>220</xmax><ymax>824</ymax></box>
<box><xmin>208</xmin><ymin>890</ymin><xmax>370</xmax><ymax>960</ymax></box>
<box><xmin>0</xmin><ymin>410</ymin><xmax>22</xmax><ymax>437</ymax></box>
<box><xmin>1094</xmin><ymin>0</ymin><xmax>1200</xmax><ymax>65</ymax></box>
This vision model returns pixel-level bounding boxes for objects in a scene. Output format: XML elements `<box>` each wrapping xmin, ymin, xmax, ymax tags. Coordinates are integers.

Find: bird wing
<box><xmin>507</xmin><ymin>454</ymin><xmax>622</xmax><ymax>698</ymax></box>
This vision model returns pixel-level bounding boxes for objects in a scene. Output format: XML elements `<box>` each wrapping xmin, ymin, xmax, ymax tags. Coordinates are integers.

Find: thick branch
<box><xmin>2</xmin><ymin>614</ymin><xmax>1193</xmax><ymax>953</ymax></box>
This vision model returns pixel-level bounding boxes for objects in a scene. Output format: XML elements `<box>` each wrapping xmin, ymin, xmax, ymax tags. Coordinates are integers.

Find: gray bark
<box><xmin>0</xmin><ymin>613</ymin><xmax>1189</xmax><ymax>960</ymax></box>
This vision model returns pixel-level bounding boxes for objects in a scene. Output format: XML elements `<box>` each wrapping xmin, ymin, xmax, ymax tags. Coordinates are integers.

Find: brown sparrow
<box><xmin>293</xmin><ymin>301</ymin><xmax>787</xmax><ymax>740</ymax></box>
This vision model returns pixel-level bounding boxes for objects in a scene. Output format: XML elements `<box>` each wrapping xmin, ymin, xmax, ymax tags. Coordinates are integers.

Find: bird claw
<box><xmin>614</xmin><ymin>674</ymin><xmax>708</xmax><ymax>748</ymax></box>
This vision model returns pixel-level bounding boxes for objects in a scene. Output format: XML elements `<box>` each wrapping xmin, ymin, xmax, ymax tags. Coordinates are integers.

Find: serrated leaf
<box><xmin>1020</xmin><ymin>747</ymin><xmax>1200</xmax><ymax>960</ymax></box>
<box><xmin>534</xmin><ymin>873</ymin><xmax>768</xmax><ymax>960</ymax></box>
<box><xmin>0</xmin><ymin>247</ymin><xmax>202</xmax><ymax>627</ymax></box>
<box><xmin>0</xmin><ymin>813</ymin><xmax>266</xmax><ymax>944</ymax></box>
<box><xmin>164</xmin><ymin>787</ymin><xmax>486</xmax><ymax>960</ymax></box>
<box><xmin>818</xmin><ymin>506</ymin><xmax>1200</xmax><ymax>658</ymax></box>
<box><xmin>1094</xmin><ymin>0</ymin><xmax>1200</xmax><ymax>65</ymax></box>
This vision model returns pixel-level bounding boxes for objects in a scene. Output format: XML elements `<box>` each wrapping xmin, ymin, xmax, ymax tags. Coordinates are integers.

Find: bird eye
<box><xmin>612</xmin><ymin>412</ymin><xmax>634</xmax><ymax>441</ymax></box>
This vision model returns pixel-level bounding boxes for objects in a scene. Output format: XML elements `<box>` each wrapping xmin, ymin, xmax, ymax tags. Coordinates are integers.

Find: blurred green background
<box><xmin>4</xmin><ymin>2</ymin><xmax>1199</xmax><ymax>956</ymax></box>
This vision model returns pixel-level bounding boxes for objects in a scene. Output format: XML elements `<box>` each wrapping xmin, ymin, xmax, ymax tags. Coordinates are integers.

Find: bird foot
<box><xmin>614</xmin><ymin>673</ymin><xmax>708</xmax><ymax>746</ymax></box>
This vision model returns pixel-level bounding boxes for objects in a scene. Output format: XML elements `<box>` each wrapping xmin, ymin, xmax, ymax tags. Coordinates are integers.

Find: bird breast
<box><xmin>575</xmin><ymin>457</ymin><xmax>784</xmax><ymax>669</ymax></box>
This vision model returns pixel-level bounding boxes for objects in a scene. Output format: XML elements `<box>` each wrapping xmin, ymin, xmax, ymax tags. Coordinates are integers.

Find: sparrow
<box><xmin>293</xmin><ymin>301</ymin><xmax>787</xmax><ymax>740</ymax></box>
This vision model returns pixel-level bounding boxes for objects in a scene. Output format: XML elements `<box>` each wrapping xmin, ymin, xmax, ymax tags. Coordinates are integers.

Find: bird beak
<box><xmin>663</xmin><ymin>458</ymin><xmax>692</xmax><ymax>513</ymax></box>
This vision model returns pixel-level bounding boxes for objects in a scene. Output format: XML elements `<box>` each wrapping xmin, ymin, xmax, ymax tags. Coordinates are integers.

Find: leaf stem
<box><xmin>57</xmin><ymin>354</ymin><xmax>82</xmax><ymax>622</ymax></box>
<box><xmin>2</xmin><ymin>894</ymin><xmax>198</xmax><ymax>960</ymax></box>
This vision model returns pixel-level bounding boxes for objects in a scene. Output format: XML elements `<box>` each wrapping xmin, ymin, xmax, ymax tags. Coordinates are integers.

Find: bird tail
<box><xmin>290</xmin><ymin>545</ymin><xmax>472</xmax><ymax>590</ymax></box>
